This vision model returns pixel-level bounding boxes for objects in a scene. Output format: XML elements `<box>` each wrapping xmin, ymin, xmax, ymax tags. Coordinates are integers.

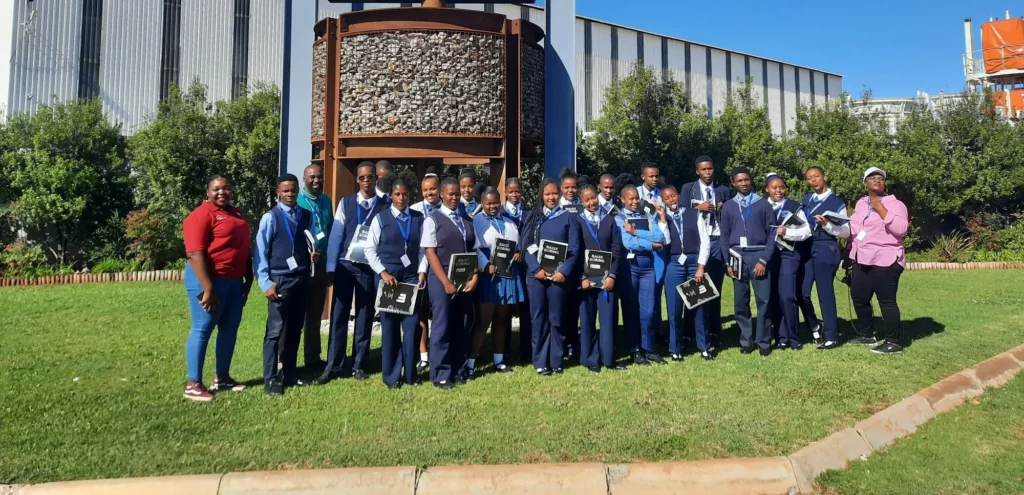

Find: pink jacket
<box><xmin>849</xmin><ymin>195</ymin><xmax>909</xmax><ymax>268</ymax></box>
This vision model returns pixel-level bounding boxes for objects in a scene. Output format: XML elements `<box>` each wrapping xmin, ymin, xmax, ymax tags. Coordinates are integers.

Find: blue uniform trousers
<box><xmin>732</xmin><ymin>249</ymin><xmax>772</xmax><ymax>351</ymax></box>
<box><xmin>579</xmin><ymin>287</ymin><xmax>617</xmax><ymax>367</ymax></box>
<box><xmin>704</xmin><ymin>240</ymin><xmax>726</xmax><ymax>343</ymax></box>
<box><xmin>325</xmin><ymin>262</ymin><xmax>375</xmax><ymax>376</ymax></box>
<box><xmin>378</xmin><ymin>275</ymin><xmax>420</xmax><ymax>386</ymax></box>
<box><xmin>665</xmin><ymin>254</ymin><xmax>709</xmax><ymax>353</ymax></box>
<box><xmin>427</xmin><ymin>272</ymin><xmax>470</xmax><ymax>383</ymax></box>
<box><xmin>628</xmin><ymin>253</ymin><xmax>658</xmax><ymax>352</ymax></box>
<box><xmin>769</xmin><ymin>252</ymin><xmax>803</xmax><ymax>345</ymax></box>
<box><xmin>263</xmin><ymin>272</ymin><xmax>308</xmax><ymax>383</ymax></box>
<box><xmin>528</xmin><ymin>277</ymin><xmax>568</xmax><ymax>369</ymax></box>
<box><xmin>799</xmin><ymin>241</ymin><xmax>842</xmax><ymax>342</ymax></box>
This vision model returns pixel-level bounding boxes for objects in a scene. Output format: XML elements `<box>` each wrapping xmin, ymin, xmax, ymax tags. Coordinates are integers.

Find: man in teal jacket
<box><xmin>296</xmin><ymin>163</ymin><xmax>333</xmax><ymax>367</ymax></box>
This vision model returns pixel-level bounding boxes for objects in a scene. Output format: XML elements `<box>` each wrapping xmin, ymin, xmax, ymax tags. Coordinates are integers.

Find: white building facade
<box><xmin>1</xmin><ymin>0</ymin><xmax>843</xmax><ymax>136</ymax></box>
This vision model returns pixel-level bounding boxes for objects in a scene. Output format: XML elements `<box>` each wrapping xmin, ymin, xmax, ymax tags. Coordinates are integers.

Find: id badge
<box><xmin>527</xmin><ymin>244</ymin><xmax>539</xmax><ymax>255</ymax></box>
<box><xmin>677</xmin><ymin>253</ymin><xmax>688</xmax><ymax>266</ymax></box>
<box><xmin>316</xmin><ymin>231</ymin><xmax>326</xmax><ymax>241</ymax></box>
<box><xmin>286</xmin><ymin>257</ymin><xmax>299</xmax><ymax>270</ymax></box>
<box><xmin>400</xmin><ymin>254</ymin><xmax>412</xmax><ymax>267</ymax></box>
<box><xmin>856</xmin><ymin>230</ymin><xmax>867</xmax><ymax>241</ymax></box>
<box><xmin>739</xmin><ymin>237</ymin><xmax>748</xmax><ymax>248</ymax></box>
<box><xmin>627</xmin><ymin>252</ymin><xmax>636</xmax><ymax>259</ymax></box>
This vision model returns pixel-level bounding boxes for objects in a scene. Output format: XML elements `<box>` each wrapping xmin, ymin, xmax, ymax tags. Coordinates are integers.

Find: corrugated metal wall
<box><xmin>0</xmin><ymin>0</ymin><xmax>17</xmax><ymax>118</ymax></box>
<box><xmin>179</xmin><ymin>0</ymin><xmax>234</xmax><ymax>103</ymax></box>
<box><xmin>7</xmin><ymin>0</ymin><xmax>83</xmax><ymax>116</ymax></box>
<box><xmin>100</xmin><ymin>0</ymin><xmax>162</xmax><ymax>132</ymax></box>
<box><xmin>2</xmin><ymin>2</ymin><xmax>842</xmax><ymax>138</ymax></box>
<box><xmin>248</xmin><ymin>0</ymin><xmax>283</xmax><ymax>88</ymax></box>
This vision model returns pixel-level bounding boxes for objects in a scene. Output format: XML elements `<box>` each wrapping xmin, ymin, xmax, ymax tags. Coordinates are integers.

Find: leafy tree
<box><xmin>218</xmin><ymin>83</ymin><xmax>282</xmax><ymax>223</ymax></box>
<box><xmin>0</xmin><ymin>99</ymin><xmax>132</xmax><ymax>263</ymax></box>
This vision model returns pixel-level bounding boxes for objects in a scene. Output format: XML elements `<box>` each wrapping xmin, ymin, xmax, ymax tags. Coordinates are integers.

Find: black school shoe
<box><xmin>264</xmin><ymin>380</ymin><xmax>284</xmax><ymax>396</ymax></box>
<box><xmin>776</xmin><ymin>341</ymin><xmax>790</xmax><ymax>350</ymax></box>
<box><xmin>587</xmin><ymin>366</ymin><xmax>601</xmax><ymax>373</ymax></box>
<box><xmin>872</xmin><ymin>342</ymin><xmax>904</xmax><ymax>354</ymax></box>
<box><xmin>536</xmin><ymin>367</ymin><xmax>553</xmax><ymax>376</ymax></box>
<box><xmin>633</xmin><ymin>352</ymin><xmax>651</xmax><ymax>366</ymax></box>
<box><xmin>495</xmin><ymin>363</ymin><xmax>514</xmax><ymax>373</ymax></box>
<box><xmin>791</xmin><ymin>342</ymin><xmax>804</xmax><ymax>351</ymax></box>
<box><xmin>818</xmin><ymin>340</ymin><xmax>840</xmax><ymax>350</ymax></box>
<box><xmin>740</xmin><ymin>347</ymin><xmax>754</xmax><ymax>355</ymax></box>
<box><xmin>433</xmin><ymin>380</ymin><xmax>455</xmax><ymax>390</ymax></box>
<box><xmin>353</xmin><ymin>369</ymin><xmax>369</xmax><ymax>381</ymax></box>
<box><xmin>645</xmin><ymin>351</ymin><xmax>667</xmax><ymax>365</ymax></box>
<box><xmin>852</xmin><ymin>336</ymin><xmax>878</xmax><ymax>345</ymax></box>
<box><xmin>759</xmin><ymin>348</ymin><xmax>772</xmax><ymax>357</ymax></box>
<box><xmin>670</xmin><ymin>353</ymin><xmax>684</xmax><ymax>362</ymax></box>
<box><xmin>700</xmin><ymin>351</ymin><xmax>715</xmax><ymax>361</ymax></box>
<box><xmin>605</xmin><ymin>363</ymin><xmax>628</xmax><ymax>370</ymax></box>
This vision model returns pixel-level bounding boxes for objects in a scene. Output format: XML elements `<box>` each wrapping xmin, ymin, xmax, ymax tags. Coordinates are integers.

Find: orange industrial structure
<box><xmin>965</xmin><ymin>13</ymin><xmax>1024</xmax><ymax>119</ymax></box>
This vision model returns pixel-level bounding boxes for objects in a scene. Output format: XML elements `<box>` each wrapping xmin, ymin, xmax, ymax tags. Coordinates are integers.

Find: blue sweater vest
<box><xmin>721</xmin><ymin>197</ymin><xmax>775</xmax><ymax>248</ymax></box>
<box><xmin>801</xmin><ymin>192</ymin><xmax>846</xmax><ymax>243</ymax></box>
<box><xmin>665</xmin><ymin>208</ymin><xmax>702</xmax><ymax>256</ymax></box>
<box><xmin>267</xmin><ymin>205</ymin><xmax>311</xmax><ymax>274</ymax></box>
<box><xmin>339</xmin><ymin>194</ymin><xmax>388</xmax><ymax>259</ymax></box>
<box><xmin>773</xmin><ymin>199</ymin><xmax>802</xmax><ymax>258</ymax></box>
<box><xmin>576</xmin><ymin>213</ymin><xmax>623</xmax><ymax>278</ymax></box>
<box><xmin>377</xmin><ymin>209</ymin><xmax>423</xmax><ymax>282</ymax></box>
<box><xmin>429</xmin><ymin>209</ymin><xmax>475</xmax><ymax>272</ymax></box>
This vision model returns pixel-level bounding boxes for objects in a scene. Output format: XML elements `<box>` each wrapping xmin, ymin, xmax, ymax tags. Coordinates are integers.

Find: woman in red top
<box><xmin>181</xmin><ymin>175</ymin><xmax>254</xmax><ymax>401</ymax></box>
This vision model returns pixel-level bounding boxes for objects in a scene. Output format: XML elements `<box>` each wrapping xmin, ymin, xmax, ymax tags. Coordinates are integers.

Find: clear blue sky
<box><xmin>537</xmin><ymin>0</ymin><xmax>1018</xmax><ymax>98</ymax></box>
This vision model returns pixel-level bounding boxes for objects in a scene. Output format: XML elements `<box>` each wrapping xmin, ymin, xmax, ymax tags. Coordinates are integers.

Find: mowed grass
<box><xmin>1</xmin><ymin>270</ymin><xmax>1023</xmax><ymax>483</ymax></box>
<box><xmin>818</xmin><ymin>376</ymin><xmax>1024</xmax><ymax>495</ymax></box>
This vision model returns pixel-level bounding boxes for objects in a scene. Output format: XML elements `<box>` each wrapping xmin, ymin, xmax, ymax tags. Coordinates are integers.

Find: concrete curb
<box><xmin>10</xmin><ymin>344</ymin><xmax>1024</xmax><ymax>495</ymax></box>
<box><xmin>417</xmin><ymin>463</ymin><xmax>607</xmax><ymax>495</ymax></box>
<box><xmin>606</xmin><ymin>458</ymin><xmax>798</xmax><ymax>495</ymax></box>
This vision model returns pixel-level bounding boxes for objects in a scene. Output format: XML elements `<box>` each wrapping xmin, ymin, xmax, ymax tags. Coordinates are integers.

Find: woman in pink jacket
<box><xmin>847</xmin><ymin>167</ymin><xmax>909</xmax><ymax>354</ymax></box>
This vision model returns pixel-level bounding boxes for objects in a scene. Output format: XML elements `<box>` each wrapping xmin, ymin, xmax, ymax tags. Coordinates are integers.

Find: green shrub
<box><xmin>90</xmin><ymin>258</ymin><xmax>129</xmax><ymax>274</ymax></box>
<box><xmin>1</xmin><ymin>240</ymin><xmax>49</xmax><ymax>276</ymax></box>
<box><xmin>931</xmin><ymin>231</ymin><xmax>973</xmax><ymax>263</ymax></box>
<box><xmin>125</xmin><ymin>208</ymin><xmax>181</xmax><ymax>269</ymax></box>
<box><xmin>166</xmin><ymin>259</ymin><xmax>187</xmax><ymax>271</ymax></box>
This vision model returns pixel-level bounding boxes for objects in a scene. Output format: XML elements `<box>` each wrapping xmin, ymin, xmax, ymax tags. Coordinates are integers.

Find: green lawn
<box><xmin>1</xmin><ymin>270</ymin><xmax>1023</xmax><ymax>484</ymax></box>
<box><xmin>818</xmin><ymin>376</ymin><xmax>1024</xmax><ymax>495</ymax></box>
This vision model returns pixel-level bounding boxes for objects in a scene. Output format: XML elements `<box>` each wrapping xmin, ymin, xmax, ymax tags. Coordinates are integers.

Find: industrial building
<box><xmin>0</xmin><ymin>0</ymin><xmax>843</xmax><ymax>137</ymax></box>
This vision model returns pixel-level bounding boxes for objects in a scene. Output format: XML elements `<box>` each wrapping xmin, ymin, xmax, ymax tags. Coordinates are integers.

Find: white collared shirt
<box><xmin>504</xmin><ymin>201</ymin><xmax>523</xmax><ymax>220</ymax></box>
<box><xmin>668</xmin><ymin>207</ymin><xmax>712</xmax><ymax>266</ymax></box>
<box><xmin>694</xmin><ymin>180</ymin><xmax>721</xmax><ymax>237</ymax></box>
<box><xmin>806</xmin><ymin>189</ymin><xmax>851</xmax><ymax>239</ymax></box>
<box><xmin>421</xmin><ymin>204</ymin><xmax>464</xmax><ymax>249</ymax></box>
<box><xmin>559</xmin><ymin>196</ymin><xmax>580</xmax><ymax>207</ymax></box>
<box><xmin>364</xmin><ymin>205</ymin><xmax>428</xmax><ymax>275</ymax></box>
<box><xmin>326</xmin><ymin>190</ymin><xmax>378</xmax><ymax>272</ymax></box>
<box><xmin>768</xmin><ymin>199</ymin><xmax>813</xmax><ymax>243</ymax></box>
<box><xmin>410</xmin><ymin>199</ymin><xmax>441</xmax><ymax>216</ymax></box>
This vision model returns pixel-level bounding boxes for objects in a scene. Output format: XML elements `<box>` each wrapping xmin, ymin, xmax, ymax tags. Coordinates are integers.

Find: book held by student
<box><xmin>375</xmin><ymin>280</ymin><xmax>420</xmax><ymax>316</ymax></box>
<box><xmin>538</xmin><ymin>240</ymin><xmax>568</xmax><ymax>278</ymax></box>
<box><xmin>584</xmin><ymin>249</ymin><xmax>613</xmax><ymax>287</ymax></box>
<box><xmin>492</xmin><ymin>238</ymin><xmax>516</xmax><ymax>279</ymax></box>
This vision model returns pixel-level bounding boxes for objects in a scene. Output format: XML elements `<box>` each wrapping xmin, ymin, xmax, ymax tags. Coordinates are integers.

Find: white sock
<box><xmin>493</xmin><ymin>353</ymin><xmax>504</xmax><ymax>365</ymax></box>
<box><xmin>467</xmin><ymin>358</ymin><xmax>476</xmax><ymax>369</ymax></box>
<box><xmin>420</xmin><ymin>352</ymin><xmax>428</xmax><ymax>362</ymax></box>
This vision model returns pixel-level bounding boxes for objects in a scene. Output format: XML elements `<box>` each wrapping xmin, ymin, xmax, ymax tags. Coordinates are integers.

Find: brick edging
<box><xmin>0</xmin><ymin>270</ymin><xmax>183</xmax><ymax>287</ymax></box>
<box><xmin>0</xmin><ymin>263</ymin><xmax>1021</xmax><ymax>288</ymax></box>
<box><xmin>10</xmin><ymin>344</ymin><xmax>1024</xmax><ymax>495</ymax></box>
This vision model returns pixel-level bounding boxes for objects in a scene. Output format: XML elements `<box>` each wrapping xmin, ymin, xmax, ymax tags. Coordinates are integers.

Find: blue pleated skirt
<box><xmin>477</xmin><ymin>266</ymin><xmax>525</xmax><ymax>305</ymax></box>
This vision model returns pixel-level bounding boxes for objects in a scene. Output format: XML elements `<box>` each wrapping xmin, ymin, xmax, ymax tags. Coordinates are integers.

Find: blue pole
<box><xmin>544</xmin><ymin>0</ymin><xmax>576</xmax><ymax>178</ymax></box>
<box><xmin>279</xmin><ymin>0</ymin><xmax>317</xmax><ymax>178</ymax></box>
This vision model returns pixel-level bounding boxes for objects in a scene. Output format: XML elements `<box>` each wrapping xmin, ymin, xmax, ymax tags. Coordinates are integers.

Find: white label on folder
<box><xmin>400</xmin><ymin>254</ymin><xmax>412</xmax><ymax>267</ymax></box>
<box><xmin>527</xmin><ymin>244</ymin><xmax>539</xmax><ymax>255</ymax></box>
<box><xmin>857</xmin><ymin>230</ymin><xmax>867</xmax><ymax>241</ymax></box>
<box><xmin>739</xmin><ymin>237</ymin><xmax>748</xmax><ymax>248</ymax></box>
<box><xmin>286</xmin><ymin>257</ymin><xmax>299</xmax><ymax>270</ymax></box>
<box><xmin>316</xmin><ymin>232</ymin><xmax>326</xmax><ymax>241</ymax></box>
<box><xmin>497</xmin><ymin>252</ymin><xmax>508</xmax><ymax>258</ymax></box>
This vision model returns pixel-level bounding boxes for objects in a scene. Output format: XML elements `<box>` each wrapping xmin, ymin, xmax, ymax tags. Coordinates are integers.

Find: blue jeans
<box><xmin>184</xmin><ymin>264</ymin><xmax>245</xmax><ymax>383</ymax></box>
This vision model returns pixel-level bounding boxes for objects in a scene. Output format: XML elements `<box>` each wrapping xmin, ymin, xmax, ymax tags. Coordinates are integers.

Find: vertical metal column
<box><xmin>544</xmin><ymin>0</ymin><xmax>576</xmax><ymax>177</ymax></box>
<box><xmin>280</xmin><ymin>0</ymin><xmax>317</xmax><ymax>177</ymax></box>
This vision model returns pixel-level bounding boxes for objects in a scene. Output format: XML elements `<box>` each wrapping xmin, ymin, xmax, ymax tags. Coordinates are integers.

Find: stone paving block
<box><xmin>915</xmin><ymin>369</ymin><xmax>985</xmax><ymax>414</ymax></box>
<box><xmin>20</xmin><ymin>475</ymin><xmax>222</xmax><ymax>495</ymax></box>
<box><xmin>788</xmin><ymin>428</ymin><xmax>873</xmax><ymax>494</ymax></box>
<box><xmin>855</xmin><ymin>395</ymin><xmax>935</xmax><ymax>451</ymax></box>
<box><xmin>417</xmin><ymin>463</ymin><xmax>607</xmax><ymax>495</ymax></box>
<box><xmin>219</xmin><ymin>467</ymin><xmax>416</xmax><ymax>495</ymax></box>
<box><xmin>607</xmin><ymin>457</ymin><xmax>798</xmax><ymax>495</ymax></box>
<box><xmin>1004</xmin><ymin>344</ymin><xmax>1024</xmax><ymax>366</ymax></box>
<box><xmin>972</xmin><ymin>353</ymin><xmax>1022</xmax><ymax>388</ymax></box>
<box><xmin>0</xmin><ymin>485</ymin><xmax>24</xmax><ymax>495</ymax></box>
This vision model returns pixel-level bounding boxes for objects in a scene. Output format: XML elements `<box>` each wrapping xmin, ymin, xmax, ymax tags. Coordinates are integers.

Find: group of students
<box><xmin>181</xmin><ymin>156</ymin><xmax>910</xmax><ymax>400</ymax></box>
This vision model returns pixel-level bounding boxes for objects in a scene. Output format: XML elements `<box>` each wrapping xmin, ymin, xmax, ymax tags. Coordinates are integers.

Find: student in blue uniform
<box><xmin>597</xmin><ymin>174</ymin><xmax>619</xmax><ymax>219</ymax></box>
<box><xmin>575</xmin><ymin>183</ymin><xmax>626</xmax><ymax>372</ymax></box>
<box><xmin>422</xmin><ymin>177</ymin><xmax>479</xmax><ymax>389</ymax></box>
<box><xmin>363</xmin><ymin>176</ymin><xmax>428</xmax><ymax>389</ymax></box>
<box><xmin>466</xmin><ymin>187</ymin><xmax>524</xmax><ymax>377</ymax></box>
<box><xmin>637</xmin><ymin>163</ymin><xmax>665</xmax><ymax>342</ymax></box>
<box><xmin>764</xmin><ymin>173</ymin><xmax>812</xmax><ymax>351</ymax></box>
<box><xmin>319</xmin><ymin>162</ymin><xmax>388</xmax><ymax>385</ymax></box>
<box><xmin>721</xmin><ymin>167</ymin><xmax>778</xmax><ymax>356</ymax></box>
<box><xmin>503</xmin><ymin>177</ymin><xmax>532</xmax><ymax>364</ymax></box>
<box><xmin>411</xmin><ymin>167</ymin><xmax>442</xmax><ymax>371</ymax></box>
<box><xmin>459</xmin><ymin>170</ymin><xmax>479</xmax><ymax>216</ymax></box>
<box><xmin>679</xmin><ymin>156</ymin><xmax>730</xmax><ymax>348</ymax></box>
<box><xmin>799</xmin><ymin>166</ymin><xmax>851</xmax><ymax>349</ymax></box>
<box><xmin>254</xmin><ymin>174</ymin><xmax>317</xmax><ymax>396</ymax></box>
<box><xmin>616</xmin><ymin>183</ymin><xmax>669</xmax><ymax>366</ymax></box>
<box><xmin>659</xmin><ymin>185</ymin><xmax>714</xmax><ymax>361</ymax></box>
<box><xmin>558</xmin><ymin>167</ymin><xmax>582</xmax><ymax>359</ymax></box>
<box><xmin>523</xmin><ymin>178</ymin><xmax>582</xmax><ymax>375</ymax></box>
